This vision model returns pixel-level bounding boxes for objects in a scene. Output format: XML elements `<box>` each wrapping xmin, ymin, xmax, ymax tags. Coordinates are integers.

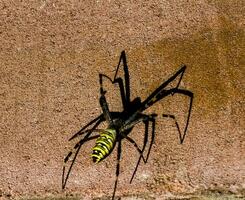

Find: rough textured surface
<box><xmin>0</xmin><ymin>0</ymin><xmax>244</xmax><ymax>200</ymax></box>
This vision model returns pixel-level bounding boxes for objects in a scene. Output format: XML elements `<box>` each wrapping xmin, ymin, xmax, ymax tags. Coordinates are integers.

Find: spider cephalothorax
<box><xmin>62</xmin><ymin>51</ymin><xmax>194</xmax><ymax>199</ymax></box>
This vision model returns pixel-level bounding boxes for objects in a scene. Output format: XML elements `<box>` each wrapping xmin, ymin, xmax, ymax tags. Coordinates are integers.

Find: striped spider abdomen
<box><xmin>91</xmin><ymin>129</ymin><xmax>117</xmax><ymax>163</ymax></box>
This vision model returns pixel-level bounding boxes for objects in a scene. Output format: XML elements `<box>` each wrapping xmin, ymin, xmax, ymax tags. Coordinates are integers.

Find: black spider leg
<box><xmin>129</xmin><ymin>115</ymin><xmax>156</xmax><ymax>183</ymax></box>
<box><xmin>162</xmin><ymin>113</ymin><xmax>183</xmax><ymax>142</ymax></box>
<box><xmin>62</xmin><ymin>135</ymin><xmax>99</xmax><ymax>189</ymax></box>
<box><xmin>162</xmin><ymin>89</ymin><xmax>193</xmax><ymax>143</ymax></box>
<box><xmin>121</xmin><ymin>114</ymin><xmax>156</xmax><ymax>183</ymax></box>
<box><xmin>154</xmin><ymin>88</ymin><xmax>193</xmax><ymax>144</ymax></box>
<box><xmin>112</xmin><ymin>139</ymin><xmax>122</xmax><ymax>200</ymax></box>
<box><xmin>113</xmin><ymin>50</ymin><xmax>130</xmax><ymax>109</ymax></box>
<box><xmin>99</xmin><ymin>50</ymin><xmax>130</xmax><ymax>113</ymax></box>
<box><xmin>62</xmin><ymin>118</ymin><xmax>103</xmax><ymax>189</ymax></box>
<box><xmin>69</xmin><ymin>114</ymin><xmax>104</xmax><ymax>141</ymax></box>
<box><xmin>99</xmin><ymin>74</ymin><xmax>114</xmax><ymax>125</ymax></box>
<box><xmin>141</xmin><ymin>65</ymin><xmax>187</xmax><ymax>110</ymax></box>
<box><xmin>140</xmin><ymin>65</ymin><xmax>194</xmax><ymax>144</ymax></box>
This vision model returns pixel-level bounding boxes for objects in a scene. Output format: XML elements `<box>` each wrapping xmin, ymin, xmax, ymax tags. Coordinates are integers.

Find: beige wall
<box><xmin>0</xmin><ymin>1</ymin><xmax>244</xmax><ymax>199</ymax></box>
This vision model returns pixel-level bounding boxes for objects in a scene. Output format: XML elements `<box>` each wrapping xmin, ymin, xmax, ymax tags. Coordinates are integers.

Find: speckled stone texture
<box><xmin>0</xmin><ymin>1</ymin><xmax>244</xmax><ymax>199</ymax></box>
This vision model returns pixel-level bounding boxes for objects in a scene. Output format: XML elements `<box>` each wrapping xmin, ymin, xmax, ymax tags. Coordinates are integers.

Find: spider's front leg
<box><xmin>99</xmin><ymin>74</ymin><xmax>114</xmax><ymax>125</ymax></box>
<box><xmin>162</xmin><ymin>113</ymin><xmax>184</xmax><ymax>144</ymax></box>
<box><xmin>99</xmin><ymin>50</ymin><xmax>131</xmax><ymax>112</ymax></box>
<box><xmin>113</xmin><ymin>50</ymin><xmax>130</xmax><ymax>109</ymax></box>
<box><xmin>141</xmin><ymin>65</ymin><xmax>194</xmax><ymax>144</ymax></box>
<box><xmin>160</xmin><ymin>88</ymin><xmax>193</xmax><ymax>144</ymax></box>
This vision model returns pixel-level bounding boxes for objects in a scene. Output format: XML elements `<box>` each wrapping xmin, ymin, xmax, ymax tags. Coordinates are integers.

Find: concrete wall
<box><xmin>0</xmin><ymin>1</ymin><xmax>244</xmax><ymax>199</ymax></box>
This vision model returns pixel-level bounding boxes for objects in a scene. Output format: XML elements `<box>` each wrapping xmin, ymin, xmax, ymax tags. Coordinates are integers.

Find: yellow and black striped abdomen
<box><xmin>91</xmin><ymin>129</ymin><xmax>116</xmax><ymax>163</ymax></box>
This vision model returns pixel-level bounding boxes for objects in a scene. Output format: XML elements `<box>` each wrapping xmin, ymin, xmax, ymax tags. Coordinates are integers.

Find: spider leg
<box><xmin>128</xmin><ymin>115</ymin><xmax>156</xmax><ymax>183</ymax></box>
<box><xmin>120</xmin><ymin>115</ymin><xmax>154</xmax><ymax>163</ymax></box>
<box><xmin>99</xmin><ymin>74</ymin><xmax>114</xmax><ymax>125</ymax></box>
<box><xmin>139</xmin><ymin>65</ymin><xmax>193</xmax><ymax>144</ymax></box>
<box><xmin>69</xmin><ymin>114</ymin><xmax>104</xmax><ymax>141</ymax></box>
<box><xmin>112</xmin><ymin>139</ymin><xmax>122</xmax><ymax>200</ymax></box>
<box><xmin>141</xmin><ymin>65</ymin><xmax>187</xmax><ymax>109</ymax></box>
<box><xmin>113</xmin><ymin>50</ymin><xmax>130</xmax><ymax>109</ymax></box>
<box><xmin>162</xmin><ymin>113</ymin><xmax>183</xmax><ymax>142</ymax></box>
<box><xmin>123</xmin><ymin>135</ymin><xmax>146</xmax><ymax>163</ymax></box>
<box><xmin>155</xmin><ymin>88</ymin><xmax>193</xmax><ymax>144</ymax></box>
<box><xmin>161</xmin><ymin>89</ymin><xmax>193</xmax><ymax>144</ymax></box>
<box><xmin>62</xmin><ymin>134</ymin><xmax>99</xmax><ymax>189</ymax></box>
<box><xmin>99</xmin><ymin>51</ymin><xmax>130</xmax><ymax>112</ymax></box>
<box><xmin>120</xmin><ymin>114</ymin><xmax>156</xmax><ymax>183</ymax></box>
<box><xmin>62</xmin><ymin>118</ymin><xmax>103</xmax><ymax>189</ymax></box>
<box><xmin>145</xmin><ymin>116</ymin><xmax>156</xmax><ymax>162</ymax></box>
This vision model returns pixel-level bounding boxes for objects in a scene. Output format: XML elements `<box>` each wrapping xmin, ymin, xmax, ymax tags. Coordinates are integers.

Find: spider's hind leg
<box><xmin>112</xmin><ymin>139</ymin><xmax>122</xmax><ymax>200</ymax></box>
<box><xmin>62</xmin><ymin>116</ymin><xmax>103</xmax><ymax>189</ymax></box>
<box><xmin>62</xmin><ymin>133</ymin><xmax>99</xmax><ymax>189</ymax></box>
<box><xmin>69</xmin><ymin>114</ymin><xmax>104</xmax><ymax>141</ymax></box>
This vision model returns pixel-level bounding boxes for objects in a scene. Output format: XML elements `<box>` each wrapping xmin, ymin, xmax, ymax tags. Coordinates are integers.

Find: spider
<box><xmin>62</xmin><ymin>51</ymin><xmax>194</xmax><ymax>199</ymax></box>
